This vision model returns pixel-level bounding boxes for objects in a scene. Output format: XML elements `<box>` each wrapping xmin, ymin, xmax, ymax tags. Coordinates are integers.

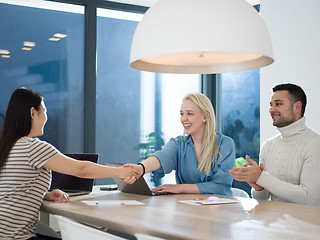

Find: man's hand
<box><xmin>246</xmin><ymin>159</ymin><xmax>264</xmax><ymax>191</ymax></box>
<box><xmin>229</xmin><ymin>155</ymin><xmax>264</xmax><ymax>191</ymax></box>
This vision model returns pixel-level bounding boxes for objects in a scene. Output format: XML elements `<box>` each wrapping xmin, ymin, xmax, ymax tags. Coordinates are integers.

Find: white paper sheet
<box><xmin>81</xmin><ymin>200</ymin><xmax>145</xmax><ymax>206</ymax></box>
<box><xmin>179</xmin><ymin>196</ymin><xmax>238</xmax><ymax>205</ymax></box>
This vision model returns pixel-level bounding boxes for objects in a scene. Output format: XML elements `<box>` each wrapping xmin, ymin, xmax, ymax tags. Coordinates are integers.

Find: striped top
<box><xmin>0</xmin><ymin>137</ymin><xmax>59</xmax><ymax>239</ymax></box>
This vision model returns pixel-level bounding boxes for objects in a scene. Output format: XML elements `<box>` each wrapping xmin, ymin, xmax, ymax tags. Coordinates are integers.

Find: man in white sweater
<box><xmin>229</xmin><ymin>83</ymin><xmax>320</xmax><ymax>206</ymax></box>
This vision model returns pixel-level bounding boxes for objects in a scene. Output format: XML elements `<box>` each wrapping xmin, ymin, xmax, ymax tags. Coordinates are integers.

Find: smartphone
<box><xmin>100</xmin><ymin>186</ymin><xmax>118</xmax><ymax>191</ymax></box>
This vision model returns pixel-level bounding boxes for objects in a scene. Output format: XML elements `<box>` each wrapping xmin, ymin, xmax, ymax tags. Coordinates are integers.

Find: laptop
<box><xmin>50</xmin><ymin>153</ymin><xmax>99</xmax><ymax>196</ymax></box>
<box><xmin>108</xmin><ymin>163</ymin><xmax>170</xmax><ymax>196</ymax></box>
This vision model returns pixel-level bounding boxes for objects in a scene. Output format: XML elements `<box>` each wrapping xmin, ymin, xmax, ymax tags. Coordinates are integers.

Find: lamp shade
<box><xmin>130</xmin><ymin>0</ymin><xmax>274</xmax><ymax>74</ymax></box>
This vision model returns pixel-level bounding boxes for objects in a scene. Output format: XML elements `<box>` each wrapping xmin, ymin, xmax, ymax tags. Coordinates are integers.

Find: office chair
<box><xmin>36</xmin><ymin>220</ymin><xmax>61</xmax><ymax>238</ymax></box>
<box><xmin>135</xmin><ymin>233</ymin><xmax>166</xmax><ymax>240</ymax></box>
<box><xmin>55</xmin><ymin>215</ymin><xmax>126</xmax><ymax>240</ymax></box>
<box><xmin>231</xmin><ymin>187</ymin><xmax>250</xmax><ymax>198</ymax></box>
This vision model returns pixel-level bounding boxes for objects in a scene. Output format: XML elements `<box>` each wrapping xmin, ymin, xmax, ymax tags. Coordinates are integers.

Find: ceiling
<box><xmin>109</xmin><ymin>0</ymin><xmax>260</xmax><ymax>7</ymax></box>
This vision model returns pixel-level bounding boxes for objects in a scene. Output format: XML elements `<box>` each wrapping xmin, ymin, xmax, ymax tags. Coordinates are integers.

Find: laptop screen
<box><xmin>113</xmin><ymin>175</ymin><xmax>154</xmax><ymax>196</ymax></box>
<box><xmin>50</xmin><ymin>153</ymin><xmax>99</xmax><ymax>193</ymax></box>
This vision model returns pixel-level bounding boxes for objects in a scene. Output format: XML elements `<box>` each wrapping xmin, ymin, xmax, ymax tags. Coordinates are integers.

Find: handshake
<box><xmin>117</xmin><ymin>163</ymin><xmax>145</xmax><ymax>184</ymax></box>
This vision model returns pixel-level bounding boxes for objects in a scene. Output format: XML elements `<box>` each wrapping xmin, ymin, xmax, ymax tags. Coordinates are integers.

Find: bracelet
<box><xmin>137</xmin><ymin>162</ymin><xmax>145</xmax><ymax>177</ymax></box>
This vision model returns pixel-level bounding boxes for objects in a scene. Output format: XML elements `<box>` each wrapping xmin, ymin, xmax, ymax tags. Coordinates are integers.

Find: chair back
<box><xmin>55</xmin><ymin>215</ymin><xmax>125</xmax><ymax>240</ymax></box>
<box><xmin>135</xmin><ymin>233</ymin><xmax>166</xmax><ymax>240</ymax></box>
<box><xmin>231</xmin><ymin>187</ymin><xmax>250</xmax><ymax>198</ymax></box>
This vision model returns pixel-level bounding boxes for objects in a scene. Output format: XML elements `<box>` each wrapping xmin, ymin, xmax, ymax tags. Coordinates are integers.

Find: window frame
<box><xmin>44</xmin><ymin>1</ymin><xmax>258</xmax><ymax>151</ymax></box>
<box><xmin>46</xmin><ymin>0</ymin><xmax>148</xmax><ymax>152</ymax></box>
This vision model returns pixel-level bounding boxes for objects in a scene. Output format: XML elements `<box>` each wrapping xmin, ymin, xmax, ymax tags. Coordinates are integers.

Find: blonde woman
<box><xmin>125</xmin><ymin>93</ymin><xmax>235</xmax><ymax>195</ymax></box>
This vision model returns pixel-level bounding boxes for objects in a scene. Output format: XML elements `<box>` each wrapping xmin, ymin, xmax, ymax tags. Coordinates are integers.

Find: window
<box><xmin>0</xmin><ymin>0</ymin><xmax>85</xmax><ymax>153</ymax></box>
<box><xmin>221</xmin><ymin>70</ymin><xmax>260</xmax><ymax>161</ymax></box>
<box><xmin>140</xmin><ymin>73</ymin><xmax>201</xmax><ymax>187</ymax></box>
<box><xmin>96</xmin><ymin>8</ymin><xmax>201</xmax><ymax>185</ymax></box>
<box><xmin>220</xmin><ymin>69</ymin><xmax>260</xmax><ymax>195</ymax></box>
<box><xmin>0</xmin><ymin>0</ymin><xmax>260</xmax><ymax>191</ymax></box>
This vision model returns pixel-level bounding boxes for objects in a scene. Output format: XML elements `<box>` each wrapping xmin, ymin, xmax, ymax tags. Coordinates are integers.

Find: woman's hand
<box><xmin>118</xmin><ymin>165</ymin><xmax>137</xmax><ymax>179</ymax></box>
<box><xmin>44</xmin><ymin>189</ymin><xmax>70</xmax><ymax>202</ymax></box>
<box><xmin>119</xmin><ymin>164</ymin><xmax>142</xmax><ymax>184</ymax></box>
<box><xmin>123</xmin><ymin>163</ymin><xmax>144</xmax><ymax>178</ymax></box>
<box><xmin>152</xmin><ymin>184</ymin><xmax>182</xmax><ymax>194</ymax></box>
<box><xmin>117</xmin><ymin>166</ymin><xmax>139</xmax><ymax>184</ymax></box>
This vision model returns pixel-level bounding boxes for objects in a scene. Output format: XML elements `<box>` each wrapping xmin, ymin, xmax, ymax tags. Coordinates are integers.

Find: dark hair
<box><xmin>0</xmin><ymin>88</ymin><xmax>43</xmax><ymax>171</ymax></box>
<box><xmin>272</xmin><ymin>83</ymin><xmax>307</xmax><ymax>117</ymax></box>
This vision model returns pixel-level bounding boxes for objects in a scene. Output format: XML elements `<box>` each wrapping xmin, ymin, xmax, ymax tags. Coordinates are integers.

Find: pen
<box><xmin>193</xmin><ymin>198</ymin><xmax>207</xmax><ymax>201</ymax></box>
<box><xmin>95</xmin><ymin>202</ymin><xmax>126</xmax><ymax>205</ymax></box>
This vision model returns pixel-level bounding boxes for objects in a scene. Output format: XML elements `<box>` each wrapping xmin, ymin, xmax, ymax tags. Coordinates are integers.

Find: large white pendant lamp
<box><xmin>130</xmin><ymin>0</ymin><xmax>274</xmax><ymax>74</ymax></box>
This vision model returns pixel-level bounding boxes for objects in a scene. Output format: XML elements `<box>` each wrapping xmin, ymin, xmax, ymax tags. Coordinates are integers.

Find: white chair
<box><xmin>55</xmin><ymin>215</ymin><xmax>126</xmax><ymax>240</ymax></box>
<box><xmin>135</xmin><ymin>233</ymin><xmax>166</xmax><ymax>240</ymax></box>
<box><xmin>36</xmin><ymin>220</ymin><xmax>61</xmax><ymax>238</ymax></box>
<box><xmin>231</xmin><ymin>187</ymin><xmax>250</xmax><ymax>198</ymax></box>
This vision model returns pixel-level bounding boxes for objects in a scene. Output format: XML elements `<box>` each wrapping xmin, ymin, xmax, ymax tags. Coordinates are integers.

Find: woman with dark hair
<box><xmin>0</xmin><ymin>88</ymin><xmax>136</xmax><ymax>240</ymax></box>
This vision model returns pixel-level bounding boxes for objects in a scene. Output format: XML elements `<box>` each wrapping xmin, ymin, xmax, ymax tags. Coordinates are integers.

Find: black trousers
<box><xmin>28</xmin><ymin>233</ymin><xmax>61</xmax><ymax>240</ymax></box>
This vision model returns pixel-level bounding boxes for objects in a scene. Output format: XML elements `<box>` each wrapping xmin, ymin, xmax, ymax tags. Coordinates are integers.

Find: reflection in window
<box><xmin>141</xmin><ymin>73</ymin><xmax>201</xmax><ymax>187</ymax></box>
<box><xmin>0</xmin><ymin>0</ymin><xmax>84</xmax><ymax>153</ymax></box>
<box><xmin>221</xmin><ymin>69</ymin><xmax>260</xmax><ymax>161</ymax></box>
<box><xmin>221</xmin><ymin>69</ymin><xmax>260</xmax><ymax>196</ymax></box>
<box><xmin>96</xmin><ymin>8</ymin><xmax>201</xmax><ymax>185</ymax></box>
<box><xmin>96</xmin><ymin>9</ymin><xmax>142</xmax><ymax>185</ymax></box>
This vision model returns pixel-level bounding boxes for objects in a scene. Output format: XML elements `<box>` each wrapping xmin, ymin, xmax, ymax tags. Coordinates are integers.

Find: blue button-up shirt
<box><xmin>152</xmin><ymin>133</ymin><xmax>235</xmax><ymax>196</ymax></box>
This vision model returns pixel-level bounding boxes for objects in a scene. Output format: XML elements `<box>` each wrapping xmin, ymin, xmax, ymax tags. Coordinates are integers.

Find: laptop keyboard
<box><xmin>64</xmin><ymin>190</ymin><xmax>90</xmax><ymax>196</ymax></box>
<box><xmin>153</xmin><ymin>191</ymin><xmax>172</xmax><ymax>196</ymax></box>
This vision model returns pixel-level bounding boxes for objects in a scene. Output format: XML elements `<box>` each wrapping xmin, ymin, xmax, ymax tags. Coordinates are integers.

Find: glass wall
<box><xmin>0</xmin><ymin>0</ymin><xmax>85</xmax><ymax>153</ymax></box>
<box><xmin>221</xmin><ymin>69</ymin><xmax>260</xmax><ymax>161</ymax></box>
<box><xmin>96</xmin><ymin>8</ymin><xmax>201</xmax><ymax>185</ymax></box>
<box><xmin>96</xmin><ymin>9</ymin><xmax>142</xmax><ymax>185</ymax></box>
<box><xmin>140</xmin><ymin>73</ymin><xmax>201</xmax><ymax>187</ymax></box>
<box><xmin>1</xmin><ymin>0</ymin><xmax>260</xmax><ymax>191</ymax></box>
<box><xmin>220</xmin><ymin>69</ymin><xmax>260</xmax><ymax>195</ymax></box>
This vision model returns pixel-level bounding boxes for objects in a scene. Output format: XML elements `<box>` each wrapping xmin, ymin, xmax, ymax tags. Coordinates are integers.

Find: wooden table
<box><xmin>40</xmin><ymin>188</ymin><xmax>320</xmax><ymax>240</ymax></box>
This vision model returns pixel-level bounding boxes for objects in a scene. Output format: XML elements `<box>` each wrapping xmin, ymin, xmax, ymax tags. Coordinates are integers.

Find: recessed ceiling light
<box><xmin>24</xmin><ymin>41</ymin><xmax>36</xmax><ymax>47</ymax></box>
<box><xmin>1</xmin><ymin>55</ymin><xmax>10</xmax><ymax>58</ymax></box>
<box><xmin>22</xmin><ymin>47</ymin><xmax>32</xmax><ymax>51</ymax></box>
<box><xmin>49</xmin><ymin>37</ymin><xmax>61</xmax><ymax>41</ymax></box>
<box><xmin>0</xmin><ymin>49</ymin><xmax>10</xmax><ymax>54</ymax></box>
<box><xmin>54</xmin><ymin>33</ymin><xmax>67</xmax><ymax>38</ymax></box>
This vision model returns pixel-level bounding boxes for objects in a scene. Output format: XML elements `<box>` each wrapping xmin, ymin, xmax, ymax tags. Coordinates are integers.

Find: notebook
<box><xmin>108</xmin><ymin>162</ymin><xmax>170</xmax><ymax>196</ymax></box>
<box><xmin>50</xmin><ymin>153</ymin><xmax>99</xmax><ymax>196</ymax></box>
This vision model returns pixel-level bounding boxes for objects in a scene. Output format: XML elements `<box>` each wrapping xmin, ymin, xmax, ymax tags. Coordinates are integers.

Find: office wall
<box><xmin>260</xmin><ymin>0</ymin><xmax>320</xmax><ymax>144</ymax></box>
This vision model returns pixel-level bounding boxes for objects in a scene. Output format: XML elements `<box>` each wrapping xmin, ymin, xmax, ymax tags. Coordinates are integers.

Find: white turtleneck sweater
<box><xmin>252</xmin><ymin>117</ymin><xmax>320</xmax><ymax>206</ymax></box>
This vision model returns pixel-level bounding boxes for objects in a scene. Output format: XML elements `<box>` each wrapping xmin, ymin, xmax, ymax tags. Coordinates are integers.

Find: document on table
<box><xmin>179</xmin><ymin>196</ymin><xmax>238</xmax><ymax>205</ymax></box>
<box><xmin>81</xmin><ymin>200</ymin><xmax>145</xmax><ymax>206</ymax></box>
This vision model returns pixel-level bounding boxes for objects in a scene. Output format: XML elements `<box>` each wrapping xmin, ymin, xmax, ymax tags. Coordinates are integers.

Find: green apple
<box><xmin>236</xmin><ymin>157</ymin><xmax>247</xmax><ymax>167</ymax></box>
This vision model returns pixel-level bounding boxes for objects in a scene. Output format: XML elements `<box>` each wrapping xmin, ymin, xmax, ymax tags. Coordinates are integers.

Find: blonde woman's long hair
<box><xmin>183</xmin><ymin>93</ymin><xmax>220</xmax><ymax>174</ymax></box>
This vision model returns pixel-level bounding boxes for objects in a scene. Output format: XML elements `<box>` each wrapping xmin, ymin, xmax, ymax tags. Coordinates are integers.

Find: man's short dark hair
<box><xmin>272</xmin><ymin>83</ymin><xmax>307</xmax><ymax>116</ymax></box>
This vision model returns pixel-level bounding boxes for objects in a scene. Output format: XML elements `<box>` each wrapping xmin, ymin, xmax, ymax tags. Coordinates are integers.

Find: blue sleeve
<box><xmin>196</xmin><ymin>136</ymin><xmax>236</xmax><ymax>196</ymax></box>
<box><xmin>151</xmin><ymin>138</ymin><xmax>179</xmax><ymax>178</ymax></box>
